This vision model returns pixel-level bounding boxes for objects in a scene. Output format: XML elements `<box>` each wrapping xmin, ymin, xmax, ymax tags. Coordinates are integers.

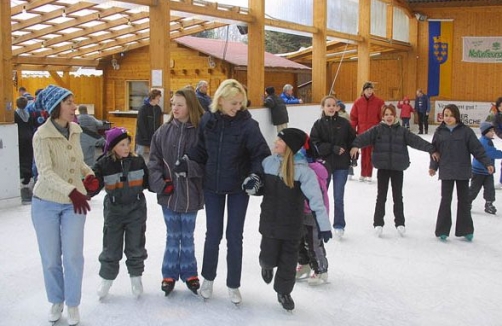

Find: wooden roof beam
<box><xmin>116</xmin><ymin>0</ymin><xmax>158</xmax><ymax>6</ymax></box>
<box><xmin>12</xmin><ymin>64</ymin><xmax>75</xmax><ymax>72</ymax></box>
<box><xmin>11</xmin><ymin>0</ymin><xmax>56</xmax><ymax>16</ymax></box>
<box><xmin>170</xmin><ymin>21</ymin><xmax>228</xmax><ymax>38</ymax></box>
<box><xmin>264</xmin><ymin>18</ymin><xmax>317</xmax><ymax>35</ymax></box>
<box><xmin>13</xmin><ymin>6</ymin><xmax>130</xmax><ymax>45</ymax></box>
<box><xmin>67</xmin><ymin>33</ymin><xmax>150</xmax><ymax>59</ymax></box>
<box><xmin>170</xmin><ymin>0</ymin><xmax>254</xmax><ymax>23</ymax></box>
<box><xmin>90</xmin><ymin>39</ymin><xmax>150</xmax><ymax>61</ymax></box>
<box><xmin>12</xmin><ymin>56</ymin><xmax>98</xmax><ymax>67</ymax></box>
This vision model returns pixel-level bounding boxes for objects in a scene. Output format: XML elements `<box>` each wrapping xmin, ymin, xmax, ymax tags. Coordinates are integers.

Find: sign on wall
<box><xmin>462</xmin><ymin>37</ymin><xmax>502</xmax><ymax>63</ymax></box>
<box><xmin>434</xmin><ymin>101</ymin><xmax>493</xmax><ymax>126</ymax></box>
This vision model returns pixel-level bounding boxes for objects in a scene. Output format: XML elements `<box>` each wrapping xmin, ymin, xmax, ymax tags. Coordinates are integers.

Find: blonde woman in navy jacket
<box><xmin>186</xmin><ymin>79</ymin><xmax>271</xmax><ymax>304</ymax></box>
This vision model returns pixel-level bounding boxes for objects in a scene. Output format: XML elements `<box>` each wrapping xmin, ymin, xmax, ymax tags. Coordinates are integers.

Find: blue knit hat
<box><xmin>35</xmin><ymin>85</ymin><xmax>73</xmax><ymax>114</ymax></box>
<box><xmin>105</xmin><ymin>127</ymin><xmax>131</xmax><ymax>152</ymax></box>
<box><xmin>480</xmin><ymin>121</ymin><xmax>494</xmax><ymax>135</ymax></box>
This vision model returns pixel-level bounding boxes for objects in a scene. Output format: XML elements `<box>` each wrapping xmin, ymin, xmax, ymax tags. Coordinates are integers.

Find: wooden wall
<box><xmin>12</xmin><ymin>75</ymin><xmax>103</xmax><ymax>118</ymax></box>
<box><xmin>415</xmin><ymin>5</ymin><xmax>502</xmax><ymax>103</ymax></box>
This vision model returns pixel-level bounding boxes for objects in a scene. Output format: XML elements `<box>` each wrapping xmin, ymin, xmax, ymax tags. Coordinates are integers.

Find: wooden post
<box><xmin>357</xmin><ymin>0</ymin><xmax>371</xmax><ymax>92</ymax></box>
<box><xmin>407</xmin><ymin>17</ymin><xmax>419</xmax><ymax>96</ymax></box>
<box><xmin>149</xmin><ymin>0</ymin><xmax>170</xmax><ymax>113</ymax></box>
<box><xmin>0</xmin><ymin>0</ymin><xmax>13</xmax><ymax>123</ymax></box>
<box><xmin>312</xmin><ymin>0</ymin><xmax>327</xmax><ymax>102</ymax></box>
<box><xmin>247</xmin><ymin>0</ymin><xmax>265</xmax><ymax>107</ymax></box>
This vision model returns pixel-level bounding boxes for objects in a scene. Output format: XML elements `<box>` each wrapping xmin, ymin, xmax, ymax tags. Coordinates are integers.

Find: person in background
<box><xmin>310</xmin><ymin>95</ymin><xmax>356</xmax><ymax>238</ymax></box>
<box><xmin>415</xmin><ymin>89</ymin><xmax>430</xmax><ymax>134</ymax></box>
<box><xmin>351</xmin><ymin>104</ymin><xmax>437</xmax><ymax>237</ymax></box>
<box><xmin>264</xmin><ymin>86</ymin><xmax>289</xmax><ymax>133</ymax></box>
<box><xmin>258</xmin><ymin>128</ymin><xmax>332</xmax><ymax>311</ymax></box>
<box><xmin>87</xmin><ymin>127</ymin><xmax>149</xmax><ymax>300</ymax></box>
<box><xmin>280</xmin><ymin>84</ymin><xmax>303</xmax><ymax>104</ymax></box>
<box><xmin>397</xmin><ymin>96</ymin><xmax>414</xmax><ymax>130</ymax></box>
<box><xmin>31</xmin><ymin>85</ymin><xmax>92</xmax><ymax>326</ymax></box>
<box><xmin>429</xmin><ymin>104</ymin><xmax>494</xmax><ymax>242</ymax></box>
<box><xmin>135</xmin><ymin>89</ymin><xmax>163</xmax><ymax>158</ymax></box>
<box><xmin>14</xmin><ymin>96</ymin><xmax>35</xmax><ymax>204</ymax></box>
<box><xmin>469</xmin><ymin>122</ymin><xmax>502</xmax><ymax>214</ymax></box>
<box><xmin>350</xmin><ymin>81</ymin><xmax>384</xmax><ymax>182</ymax></box>
<box><xmin>18</xmin><ymin>86</ymin><xmax>34</xmax><ymax>102</ymax></box>
<box><xmin>77</xmin><ymin>105</ymin><xmax>105</xmax><ymax>166</ymax></box>
<box><xmin>195</xmin><ymin>80</ymin><xmax>212</xmax><ymax>112</ymax></box>
<box><xmin>490</xmin><ymin>97</ymin><xmax>502</xmax><ymax>189</ymax></box>
<box><xmin>185</xmin><ymin>79</ymin><xmax>270</xmax><ymax>304</ymax></box>
<box><xmin>148</xmin><ymin>88</ymin><xmax>205</xmax><ymax>296</ymax></box>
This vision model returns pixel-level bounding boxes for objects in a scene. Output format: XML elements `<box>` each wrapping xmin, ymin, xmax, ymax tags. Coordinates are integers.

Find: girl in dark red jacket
<box><xmin>397</xmin><ymin>96</ymin><xmax>414</xmax><ymax>130</ymax></box>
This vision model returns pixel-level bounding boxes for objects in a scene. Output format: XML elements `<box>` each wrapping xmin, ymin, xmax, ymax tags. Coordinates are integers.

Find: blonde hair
<box><xmin>167</xmin><ymin>88</ymin><xmax>205</xmax><ymax>127</ymax></box>
<box><xmin>210</xmin><ymin>79</ymin><xmax>248</xmax><ymax>113</ymax></box>
<box><xmin>280</xmin><ymin>146</ymin><xmax>295</xmax><ymax>188</ymax></box>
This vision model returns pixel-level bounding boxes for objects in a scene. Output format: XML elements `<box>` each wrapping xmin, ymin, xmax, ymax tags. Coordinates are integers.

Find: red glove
<box><xmin>83</xmin><ymin>175</ymin><xmax>99</xmax><ymax>193</ymax></box>
<box><xmin>69</xmin><ymin>189</ymin><xmax>91</xmax><ymax>215</ymax></box>
<box><xmin>163</xmin><ymin>179</ymin><xmax>174</xmax><ymax>195</ymax></box>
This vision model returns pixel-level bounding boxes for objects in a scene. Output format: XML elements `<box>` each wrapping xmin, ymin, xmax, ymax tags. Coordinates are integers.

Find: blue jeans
<box><xmin>331</xmin><ymin>169</ymin><xmax>349</xmax><ymax>229</ymax></box>
<box><xmin>161</xmin><ymin>207</ymin><xmax>198</xmax><ymax>281</ymax></box>
<box><xmin>31</xmin><ymin>197</ymin><xmax>86</xmax><ymax>307</ymax></box>
<box><xmin>201</xmin><ymin>190</ymin><xmax>249</xmax><ymax>288</ymax></box>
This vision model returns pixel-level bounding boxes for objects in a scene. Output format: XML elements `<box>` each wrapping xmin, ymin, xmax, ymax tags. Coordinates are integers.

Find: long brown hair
<box><xmin>167</xmin><ymin>88</ymin><xmax>205</xmax><ymax>128</ymax></box>
<box><xmin>280</xmin><ymin>146</ymin><xmax>295</xmax><ymax>188</ymax></box>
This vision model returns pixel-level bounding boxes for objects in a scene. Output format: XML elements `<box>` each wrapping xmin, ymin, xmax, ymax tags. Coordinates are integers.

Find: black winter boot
<box><xmin>261</xmin><ymin>268</ymin><xmax>273</xmax><ymax>284</ymax></box>
<box><xmin>277</xmin><ymin>293</ymin><xmax>295</xmax><ymax>311</ymax></box>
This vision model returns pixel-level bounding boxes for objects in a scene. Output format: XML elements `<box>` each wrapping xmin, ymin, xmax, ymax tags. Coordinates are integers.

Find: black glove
<box><xmin>333</xmin><ymin>145</ymin><xmax>342</xmax><ymax>155</ymax></box>
<box><xmin>69</xmin><ymin>189</ymin><xmax>91</xmax><ymax>215</ymax></box>
<box><xmin>318</xmin><ymin>230</ymin><xmax>332</xmax><ymax>243</ymax></box>
<box><xmin>242</xmin><ymin>173</ymin><xmax>262</xmax><ymax>195</ymax></box>
<box><xmin>173</xmin><ymin>156</ymin><xmax>188</xmax><ymax>177</ymax></box>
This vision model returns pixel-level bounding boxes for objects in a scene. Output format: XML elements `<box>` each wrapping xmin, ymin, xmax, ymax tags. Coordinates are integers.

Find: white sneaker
<box><xmin>48</xmin><ymin>303</ymin><xmax>63</xmax><ymax>322</ymax></box>
<box><xmin>97</xmin><ymin>277</ymin><xmax>113</xmax><ymax>299</ymax></box>
<box><xmin>228</xmin><ymin>287</ymin><xmax>242</xmax><ymax>304</ymax></box>
<box><xmin>397</xmin><ymin>225</ymin><xmax>406</xmax><ymax>236</ymax></box>
<box><xmin>67</xmin><ymin>306</ymin><xmax>80</xmax><ymax>326</ymax></box>
<box><xmin>374</xmin><ymin>226</ymin><xmax>383</xmax><ymax>237</ymax></box>
<box><xmin>334</xmin><ymin>228</ymin><xmax>344</xmax><ymax>238</ymax></box>
<box><xmin>130</xmin><ymin>276</ymin><xmax>143</xmax><ymax>298</ymax></box>
<box><xmin>200</xmin><ymin>279</ymin><xmax>214</xmax><ymax>299</ymax></box>
<box><xmin>295</xmin><ymin>264</ymin><xmax>311</xmax><ymax>279</ymax></box>
<box><xmin>308</xmin><ymin>272</ymin><xmax>328</xmax><ymax>286</ymax></box>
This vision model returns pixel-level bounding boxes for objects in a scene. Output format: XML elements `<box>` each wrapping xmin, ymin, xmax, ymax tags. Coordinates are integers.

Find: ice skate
<box><xmin>228</xmin><ymin>287</ymin><xmax>242</xmax><ymax>304</ymax></box>
<box><xmin>464</xmin><ymin>234</ymin><xmax>474</xmax><ymax>242</ymax></box>
<box><xmin>277</xmin><ymin>293</ymin><xmax>295</xmax><ymax>311</ymax></box>
<box><xmin>200</xmin><ymin>279</ymin><xmax>213</xmax><ymax>299</ymax></box>
<box><xmin>67</xmin><ymin>306</ymin><xmax>80</xmax><ymax>326</ymax></box>
<box><xmin>308</xmin><ymin>272</ymin><xmax>328</xmax><ymax>286</ymax></box>
<box><xmin>130</xmin><ymin>276</ymin><xmax>143</xmax><ymax>298</ymax></box>
<box><xmin>334</xmin><ymin>228</ymin><xmax>344</xmax><ymax>239</ymax></box>
<box><xmin>396</xmin><ymin>225</ymin><xmax>406</xmax><ymax>236</ymax></box>
<box><xmin>438</xmin><ymin>235</ymin><xmax>448</xmax><ymax>241</ymax></box>
<box><xmin>485</xmin><ymin>202</ymin><xmax>497</xmax><ymax>214</ymax></box>
<box><xmin>97</xmin><ymin>277</ymin><xmax>113</xmax><ymax>299</ymax></box>
<box><xmin>365</xmin><ymin>177</ymin><xmax>373</xmax><ymax>183</ymax></box>
<box><xmin>161</xmin><ymin>278</ymin><xmax>175</xmax><ymax>296</ymax></box>
<box><xmin>261</xmin><ymin>268</ymin><xmax>273</xmax><ymax>284</ymax></box>
<box><xmin>374</xmin><ymin>226</ymin><xmax>383</xmax><ymax>237</ymax></box>
<box><xmin>186</xmin><ymin>276</ymin><xmax>200</xmax><ymax>295</ymax></box>
<box><xmin>359</xmin><ymin>176</ymin><xmax>365</xmax><ymax>182</ymax></box>
<box><xmin>295</xmin><ymin>264</ymin><xmax>311</xmax><ymax>279</ymax></box>
<box><xmin>48</xmin><ymin>303</ymin><xmax>63</xmax><ymax>323</ymax></box>
<box><xmin>20</xmin><ymin>186</ymin><xmax>32</xmax><ymax>205</ymax></box>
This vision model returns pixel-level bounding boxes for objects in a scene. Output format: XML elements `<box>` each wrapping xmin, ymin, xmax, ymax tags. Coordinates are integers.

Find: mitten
<box><xmin>242</xmin><ymin>173</ymin><xmax>262</xmax><ymax>195</ymax></box>
<box><xmin>318</xmin><ymin>230</ymin><xmax>332</xmax><ymax>243</ymax></box>
<box><xmin>69</xmin><ymin>189</ymin><xmax>91</xmax><ymax>215</ymax></box>
<box><xmin>163</xmin><ymin>179</ymin><xmax>174</xmax><ymax>195</ymax></box>
<box><xmin>83</xmin><ymin>174</ymin><xmax>99</xmax><ymax>193</ymax></box>
<box><xmin>173</xmin><ymin>156</ymin><xmax>188</xmax><ymax>178</ymax></box>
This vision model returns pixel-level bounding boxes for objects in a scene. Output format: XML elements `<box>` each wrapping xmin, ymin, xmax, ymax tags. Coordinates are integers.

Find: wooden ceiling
<box><xmin>10</xmin><ymin>0</ymin><xmax>501</xmax><ymax>71</ymax></box>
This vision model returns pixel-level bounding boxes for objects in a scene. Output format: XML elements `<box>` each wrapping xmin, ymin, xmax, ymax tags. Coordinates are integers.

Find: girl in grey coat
<box><xmin>429</xmin><ymin>104</ymin><xmax>494</xmax><ymax>241</ymax></box>
<box><xmin>351</xmin><ymin>104</ymin><xmax>438</xmax><ymax>237</ymax></box>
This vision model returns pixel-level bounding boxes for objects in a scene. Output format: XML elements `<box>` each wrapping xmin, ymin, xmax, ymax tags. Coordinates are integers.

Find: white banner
<box><xmin>434</xmin><ymin>101</ymin><xmax>493</xmax><ymax>126</ymax></box>
<box><xmin>462</xmin><ymin>36</ymin><xmax>502</xmax><ymax>63</ymax></box>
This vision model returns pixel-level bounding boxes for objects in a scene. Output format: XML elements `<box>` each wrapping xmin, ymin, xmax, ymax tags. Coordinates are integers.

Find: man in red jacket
<box><xmin>350</xmin><ymin>82</ymin><xmax>384</xmax><ymax>182</ymax></box>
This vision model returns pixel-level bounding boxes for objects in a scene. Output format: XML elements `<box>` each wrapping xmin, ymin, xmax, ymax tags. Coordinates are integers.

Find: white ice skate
<box><xmin>130</xmin><ymin>276</ymin><xmax>143</xmax><ymax>298</ymax></box>
<box><xmin>200</xmin><ymin>279</ymin><xmax>214</xmax><ymax>299</ymax></box>
<box><xmin>97</xmin><ymin>277</ymin><xmax>113</xmax><ymax>299</ymax></box>
<box><xmin>48</xmin><ymin>303</ymin><xmax>63</xmax><ymax>323</ymax></box>
<box><xmin>374</xmin><ymin>226</ymin><xmax>383</xmax><ymax>237</ymax></box>
<box><xmin>397</xmin><ymin>225</ymin><xmax>406</xmax><ymax>236</ymax></box>
<box><xmin>308</xmin><ymin>272</ymin><xmax>328</xmax><ymax>286</ymax></box>
<box><xmin>228</xmin><ymin>287</ymin><xmax>242</xmax><ymax>304</ymax></box>
<box><xmin>67</xmin><ymin>306</ymin><xmax>80</xmax><ymax>326</ymax></box>
<box><xmin>295</xmin><ymin>264</ymin><xmax>311</xmax><ymax>279</ymax></box>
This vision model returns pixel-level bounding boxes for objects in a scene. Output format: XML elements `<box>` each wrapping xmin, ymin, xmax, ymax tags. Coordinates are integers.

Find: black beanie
<box><xmin>278</xmin><ymin>128</ymin><xmax>308</xmax><ymax>154</ymax></box>
<box><xmin>265</xmin><ymin>86</ymin><xmax>275</xmax><ymax>95</ymax></box>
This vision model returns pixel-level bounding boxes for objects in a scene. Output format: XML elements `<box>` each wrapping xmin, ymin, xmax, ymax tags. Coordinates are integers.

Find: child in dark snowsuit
<box><xmin>85</xmin><ymin>127</ymin><xmax>149</xmax><ymax>299</ymax></box>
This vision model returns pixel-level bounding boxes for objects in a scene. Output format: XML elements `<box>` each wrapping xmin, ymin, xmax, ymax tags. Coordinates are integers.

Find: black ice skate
<box><xmin>485</xmin><ymin>202</ymin><xmax>497</xmax><ymax>214</ymax></box>
<box><xmin>161</xmin><ymin>278</ymin><xmax>175</xmax><ymax>296</ymax></box>
<box><xmin>277</xmin><ymin>293</ymin><xmax>295</xmax><ymax>311</ymax></box>
<box><xmin>186</xmin><ymin>276</ymin><xmax>200</xmax><ymax>295</ymax></box>
<box><xmin>261</xmin><ymin>268</ymin><xmax>273</xmax><ymax>284</ymax></box>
